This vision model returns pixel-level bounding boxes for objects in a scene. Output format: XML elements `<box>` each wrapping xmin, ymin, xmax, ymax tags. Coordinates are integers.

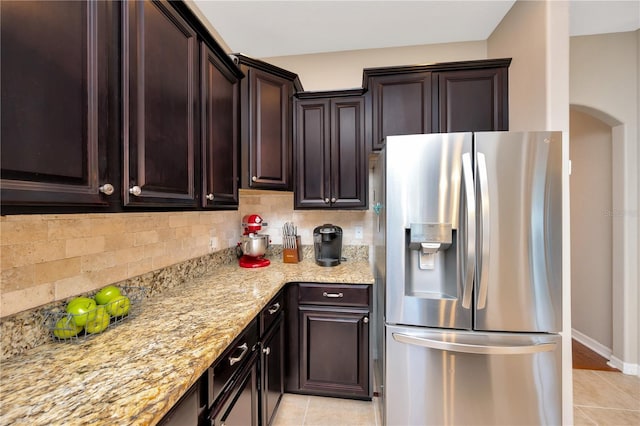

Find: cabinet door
<box><xmin>213</xmin><ymin>358</ymin><xmax>258</xmax><ymax>426</ymax></box>
<box><xmin>370</xmin><ymin>72</ymin><xmax>431</xmax><ymax>150</ymax></box>
<box><xmin>294</xmin><ymin>100</ymin><xmax>331</xmax><ymax>208</ymax></box>
<box><xmin>330</xmin><ymin>98</ymin><xmax>366</xmax><ymax>208</ymax></box>
<box><xmin>299</xmin><ymin>307</ymin><xmax>370</xmax><ymax>398</ymax></box>
<box><xmin>246</xmin><ymin>68</ymin><xmax>292</xmax><ymax>190</ymax></box>
<box><xmin>261</xmin><ymin>316</ymin><xmax>284</xmax><ymax>426</ymax></box>
<box><xmin>434</xmin><ymin>67</ymin><xmax>508</xmax><ymax>132</ymax></box>
<box><xmin>123</xmin><ymin>0</ymin><xmax>198</xmax><ymax>207</ymax></box>
<box><xmin>201</xmin><ymin>43</ymin><xmax>239</xmax><ymax>209</ymax></box>
<box><xmin>1</xmin><ymin>0</ymin><xmax>113</xmax><ymax>207</ymax></box>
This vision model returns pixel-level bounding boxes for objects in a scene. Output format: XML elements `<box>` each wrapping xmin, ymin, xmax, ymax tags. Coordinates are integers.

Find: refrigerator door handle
<box><xmin>460</xmin><ymin>152</ymin><xmax>475</xmax><ymax>309</ymax></box>
<box><xmin>476</xmin><ymin>152</ymin><xmax>490</xmax><ymax>310</ymax></box>
<box><xmin>392</xmin><ymin>333</ymin><xmax>556</xmax><ymax>355</ymax></box>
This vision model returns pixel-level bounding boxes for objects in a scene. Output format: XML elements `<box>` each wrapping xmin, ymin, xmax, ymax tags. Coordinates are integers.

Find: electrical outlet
<box><xmin>209</xmin><ymin>237</ymin><xmax>217</xmax><ymax>251</ymax></box>
<box><xmin>355</xmin><ymin>226</ymin><xmax>363</xmax><ymax>239</ymax></box>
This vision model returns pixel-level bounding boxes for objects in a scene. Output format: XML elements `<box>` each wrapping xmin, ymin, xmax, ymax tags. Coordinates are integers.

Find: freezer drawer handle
<box><xmin>392</xmin><ymin>333</ymin><xmax>556</xmax><ymax>355</ymax></box>
<box><xmin>323</xmin><ymin>292</ymin><xmax>344</xmax><ymax>298</ymax></box>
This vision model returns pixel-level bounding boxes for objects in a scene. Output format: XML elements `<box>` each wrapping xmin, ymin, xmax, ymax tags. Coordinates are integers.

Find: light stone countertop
<box><xmin>0</xmin><ymin>258</ymin><xmax>373</xmax><ymax>426</ymax></box>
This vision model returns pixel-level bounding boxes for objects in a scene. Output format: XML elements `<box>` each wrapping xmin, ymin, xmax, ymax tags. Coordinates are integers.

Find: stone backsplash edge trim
<box><xmin>0</xmin><ymin>245</ymin><xmax>368</xmax><ymax>361</ymax></box>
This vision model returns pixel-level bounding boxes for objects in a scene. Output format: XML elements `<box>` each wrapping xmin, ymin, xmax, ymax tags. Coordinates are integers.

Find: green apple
<box><xmin>106</xmin><ymin>295</ymin><xmax>130</xmax><ymax>317</ymax></box>
<box><xmin>53</xmin><ymin>316</ymin><xmax>83</xmax><ymax>339</ymax></box>
<box><xmin>85</xmin><ymin>305</ymin><xmax>111</xmax><ymax>334</ymax></box>
<box><xmin>66</xmin><ymin>297</ymin><xmax>97</xmax><ymax>327</ymax></box>
<box><xmin>94</xmin><ymin>285</ymin><xmax>122</xmax><ymax>305</ymax></box>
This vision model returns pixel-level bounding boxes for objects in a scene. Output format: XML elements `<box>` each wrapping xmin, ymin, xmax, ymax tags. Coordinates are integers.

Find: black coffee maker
<box><xmin>313</xmin><ymin>224</ymin><xmax>343</xmax><ymax>266</ymax></box>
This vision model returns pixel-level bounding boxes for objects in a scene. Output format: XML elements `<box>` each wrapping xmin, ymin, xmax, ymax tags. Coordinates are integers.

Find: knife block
<box><xmin>283</xmin><ymin>236</ymin><xmax>302</xmax><ymax>263</ymax></box>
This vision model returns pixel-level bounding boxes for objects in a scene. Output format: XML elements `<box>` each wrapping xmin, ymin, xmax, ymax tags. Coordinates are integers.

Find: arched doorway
<box><xmin>570</xmin><ymin>104</ymin><xmax>627</xmax><ymax>371</ymax></box>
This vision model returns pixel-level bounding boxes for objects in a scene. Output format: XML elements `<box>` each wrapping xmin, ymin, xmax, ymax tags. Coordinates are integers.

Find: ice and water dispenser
<box><xmin>405</xmin><ymin>222</ymin><xmax>459</xmax><ymax>300</ymax></box>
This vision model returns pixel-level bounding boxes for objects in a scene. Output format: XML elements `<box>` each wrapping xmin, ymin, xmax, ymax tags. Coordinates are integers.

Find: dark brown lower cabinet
<box><xmin>211</xmin><ymin>353</ymin><xmax>258</xmax><ymax>426</ymax></box>
<box><xmin>298</xmin><ymin>307</ymin><xmax>370</xmax><ymax>399</ymax></box>
<box><xmin>261</xmin><ymin>314</ymin><xmax>284</xmax><ymax>426</ymax></box>
<box><xmin>286</xmin><ymin>283</ymin><xmax>371</xmax><ymax>400</ymax></box>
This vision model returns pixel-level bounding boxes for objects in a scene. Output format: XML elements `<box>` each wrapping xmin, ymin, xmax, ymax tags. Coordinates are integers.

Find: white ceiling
<box><xmin>192</xmin><ymin>0</ymin><xmax>640</xmax><ymax>58</ymax></box>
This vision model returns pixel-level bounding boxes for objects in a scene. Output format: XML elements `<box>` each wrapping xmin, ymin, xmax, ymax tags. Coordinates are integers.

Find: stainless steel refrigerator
<box><xmin>372</xmin><ymin>132</ymin><xmax>563</xmax><ymax>425</ymax></box>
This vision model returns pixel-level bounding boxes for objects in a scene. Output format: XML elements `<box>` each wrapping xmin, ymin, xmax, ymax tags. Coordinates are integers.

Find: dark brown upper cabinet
<box><xmin>200</xmin><ymin>43</ymin><xmax>240</xmax><ymax>209</ymax></box>
<box><xmin>234</xmin><ymin>55</ymin><xmax>302</xmax><ymax>191</ymax></box>
<box><xmin>364</xmin><ymin>58</ymin><xmax>511</xmax><ymax>150</ymax></box>
<box><xmin>123</xmin><ymin>0</ymin><xmax>199</xmax><ymax>207</ymax></box>
<box><xmin>0</xmin><ymin>0</ymin><xmax>117</xmax><ymax>208</ymax></box>
<box><xmin>367</xmin><ymin>71</ymin><xmax>432</xmax><ymax>151</ymax></box>
<box><xmin>294</xmin><ymin>90</ymin><xmax>367</xmax><ymax>210</ymax></box>
<box><xmin>433</xmin><ymin>65</ymin><xmax>509</xmax><ymax>132</ymax></box>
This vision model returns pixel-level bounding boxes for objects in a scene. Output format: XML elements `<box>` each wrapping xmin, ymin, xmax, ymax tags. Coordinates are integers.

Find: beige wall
<box><xmin>570</xmin><ymin>31</ymin><xmax>639</xmax><ymax>375</ymax></box>
<box><xmin>264</xmin><ymin>41</ymin><xmax>487</xmax><ymax>91</ymax></box>
<box><xmin>487</xmin><ymin>0</ymin><xmax>572</xmax><ymax>421</ymax></box>
<box><xmin>570</xmin><ymin>109</ymin><xmax>613</xmax><ymax>350</ymax></box>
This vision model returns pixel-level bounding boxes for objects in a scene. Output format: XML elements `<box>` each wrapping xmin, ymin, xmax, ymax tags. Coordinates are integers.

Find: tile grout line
<box><xmin>301</xmin><ymin>395</ymin><xmax>311</xmax><ymax>425</ymax></box>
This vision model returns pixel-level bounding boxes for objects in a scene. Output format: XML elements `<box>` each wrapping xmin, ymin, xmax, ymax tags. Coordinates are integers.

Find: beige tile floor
<box><xmin>273</xmin><ymin>369</ymin><xmax>640</xmax><ymax>426</ymax></box>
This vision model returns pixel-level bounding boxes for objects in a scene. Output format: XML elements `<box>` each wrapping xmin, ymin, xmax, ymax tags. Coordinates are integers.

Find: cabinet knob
<box><xmin>363</xmin><ymin>317</ymin><xmax>369</xmax><ymax>324</ymax></box>
<box><xmin>331</xmin><ymin>197</ymin><xmax>336</xmax><ymax>203</ymax></box>
<box><xmin>99</xmin><ymin>183</ymin><xmax>114</xmax><ymax>195</ymax></box>
<box><xmin>206</xmin><ymin>193</ymin><xmax>214</xmax><ymax>201</ymax></box>
<box><xmin>324</xmin><ymin>198</ymin><xmax>330</xmax><ymax>204</ymax></box>
<box><xmin>129</xmin><ymin>186</ymin><xmax>142</xmax><ymax>196</ymax></box>
<box><xmin>252</xmin><ymin>176</ymin><xmax>257</xmax><ymax>182</ymax></box>
<box><xmin>263</xmin><ymin>347</ymin><xmax>271</xmax><ymax>355</ymax></box>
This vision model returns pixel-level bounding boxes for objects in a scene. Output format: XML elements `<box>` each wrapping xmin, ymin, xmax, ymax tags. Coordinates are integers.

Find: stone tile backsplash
<box><xmin>0</xmin><ymin>188</ymin><xmax>375</xmax><ymax>357</ymax></box>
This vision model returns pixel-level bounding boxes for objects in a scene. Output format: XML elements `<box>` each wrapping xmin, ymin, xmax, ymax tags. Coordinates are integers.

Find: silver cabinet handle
<box><xmin>330</xmin><ymin>197</ymin><xmax>336</xmax><ymax>203</ymax></box>
<box><xmin>99</xmin><ymin>183</ymin><xmax>114</xmax><ymax>195</ymax></box>
<box><xmin>324</xmin><ymin>198</ymin><xmax>330</xmax><ymax>204</ymax></box>
<box><xmin>206</xmin><ymin>193</ymin><xmax>214</xmax><ymax>200</ymax></box>
<box><xmin>476</xmin><ymin>152</ymin><xmax>490</xmax><ymax>310</ymax></box>
<box><xmin>129</xmin><ymin>185</ymin><xmax>142</xmax><ymax>196</ymax></box>
<box><xmin>363</xmin><ymin>317</ymin><xmax>369</xmax><ymax>324</ymax></box>
<box><xmin>263</xmin><ymin>347</ymin><xmax>271</xmax><ymax>355</ymax></box>
<box><xmin>252</xmin><ymin>176</ymin><xmax>257</xmax><ymax>182</ymax></box>
<box><xmin>228</xmin><ymin>343</ymin><xmax>248</xmax><ymax>366</ymax></box>
<box><xmin>460</xmin><ymin>152</ymin><xmax>476</xmax><ymax>309</ymax></box>
<box><xmin>392</xmin><ymin>333</ymin><xmax>556</xmax><ymax>355</ymax></box>
<box><xmin>267</xmin><ymin>302</ymin><xmax>280</xmax><ymax>315</ymax></box>
<box><xmin>322</xmin><ymin>292</ymin><xmax>343</xmax><ymax>298</ymax></box>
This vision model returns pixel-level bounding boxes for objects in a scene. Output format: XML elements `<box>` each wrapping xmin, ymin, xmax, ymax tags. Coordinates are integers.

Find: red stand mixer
<box><xmin>237</xmin><ymin>214</ymin><xmax>271</xmax><ymax>268</ymax></box>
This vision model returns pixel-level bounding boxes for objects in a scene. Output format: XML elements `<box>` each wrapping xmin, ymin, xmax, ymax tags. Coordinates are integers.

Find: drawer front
<box><xmin>298</xmin><ymin>283</ymin><xmax>370</xmax><ymax>307</ymax></box>
<box><xmin>260</xmin><ymin>291</ymin><xmax>284</xmax><ymax>335</ymax></box>
<box><xmin>212</xmin><ymin>319</ymin><xmax>258</xmax><ymax>405</ymax></box>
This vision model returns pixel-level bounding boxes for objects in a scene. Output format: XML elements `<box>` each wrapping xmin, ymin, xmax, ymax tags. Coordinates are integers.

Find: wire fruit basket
<box><xmin>45</xmin><ymin>286</ymin><xmax>147</xmax><ymax>342</ymax></box>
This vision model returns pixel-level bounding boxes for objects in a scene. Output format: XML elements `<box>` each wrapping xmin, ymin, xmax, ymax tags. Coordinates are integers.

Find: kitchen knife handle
<box><xmin>460</xmin><ymin>152</ymin><xmax>475</xmax><ymax>309</ymax></box>
<box><xmin>477</xmin><ymin>153</ymin><xmax>490</xmax><ymax>310</ymax></box>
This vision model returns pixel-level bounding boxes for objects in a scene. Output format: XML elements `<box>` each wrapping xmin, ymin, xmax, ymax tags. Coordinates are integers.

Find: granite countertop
<box><xmin>0</xmin><ymin>258</ymin><xmax>373</xmax><ymax>425</ymax></box>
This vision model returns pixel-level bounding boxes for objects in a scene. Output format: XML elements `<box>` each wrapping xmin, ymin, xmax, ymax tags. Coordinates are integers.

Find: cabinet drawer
<box><xmin>211</xmin><ymin>319</ymin><xmax>258</xmax><ymax>406</ymax></box>
<box><xmin>260</xmin><ymin>292</ymin><xmax>284</xmax><ymax>335</ymax></box>
<box><xmin>298</xmin><ymin>283</ymin><xmax>370</xmax><ymax>307</ymax></box>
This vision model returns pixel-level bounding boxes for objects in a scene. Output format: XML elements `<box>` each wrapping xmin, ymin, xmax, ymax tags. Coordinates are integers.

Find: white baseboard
<box><xmin>572</xmin><ymin>329</ymin><xmax>640</xmax><ymax>376</ymax></box>
<box><xmin>609</xmin><ymin>355</ymin><xmax>640</xmax><ymax>376</ymax></box>
<box><xmin>571</xmin><ymin>328</ymin><xmax>612</xmax><ymax>359</ymax></box>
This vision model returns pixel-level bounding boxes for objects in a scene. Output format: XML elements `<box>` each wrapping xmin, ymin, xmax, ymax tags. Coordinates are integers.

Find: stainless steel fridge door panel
<box><xmin>384</xmin><ymin>134</ymin><xmax>473</xmax><ymax>329</ymax></box>
<box><xmin>385</xmin><ymin>324</ymin><xmax>562</xmax><ymax>426</ymax></box>
<box><xmin>474</xmin><ymin>131</ymin><xmax>563</xmax><ymax>333</ymax></box>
